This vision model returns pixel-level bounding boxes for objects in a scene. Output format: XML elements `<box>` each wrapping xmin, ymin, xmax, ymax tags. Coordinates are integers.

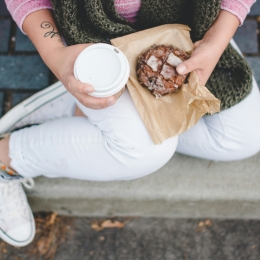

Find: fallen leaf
<box><xmin>32</xmin><ymin>212</ymin><xmax>72</xmax><ymax>260</ymax></box>
<box><xmin>198</xmin><ymin>221</ymin><xmax>204</xmax><ymax>227</ymax></box>
<box><xmin>99</xmin><ymin>236</ymin><xmax>105</xmax><ymax>241</ymax></box>
<box><xmin>91</xmin><ymin>223</ymin><xmax>103</xmax><ymax>231</ymax></box>
<box><xmin>46</xmin><ymin>212</ymin><xmax>58</xmax><ymax>226</ymax></box>
<box><xmin>102</xmin><ymin>220</ymin><xmax>125</xmax><ymax>229</ymax></box>
<box><xmin>37</xmin><ymin>239</ymin><xmax>46</xmax><ymax>255</ymax></box>
<box><xmin>91</xmin><ymin>219</ymin><xmax>125</xmax><ymax>231</ymax></box>
<box><xmin>205</xmin><ymin>220</ymin><xmax>212</xmax><ymax>227</ymax></box>
<box><xmin>198</xmin><ymin>220</ymin><xmax>212</xmax><ymax>228</ymax></box>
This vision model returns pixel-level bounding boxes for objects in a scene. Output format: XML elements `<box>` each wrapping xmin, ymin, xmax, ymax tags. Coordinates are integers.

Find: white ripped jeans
<box><xmin>9</xmin><ymin>41</ymin><xmax>260</xmax><ymax>181</ymax></box>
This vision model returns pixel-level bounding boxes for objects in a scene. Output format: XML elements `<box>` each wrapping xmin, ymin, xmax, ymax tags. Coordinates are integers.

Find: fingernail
<box><xmin>107</xmin><ymin>98</ymin><xmax>116</xmax><ymax>106</ymax></box>
<box><xmin>177</xmin><ymin>64</ymin><xmax>186</xmax><ymax>74</ymax></box>
<box><xmin>85</xmin><ymin>86</ymin><xmax>94</xmax><ymax>93</ymax></box>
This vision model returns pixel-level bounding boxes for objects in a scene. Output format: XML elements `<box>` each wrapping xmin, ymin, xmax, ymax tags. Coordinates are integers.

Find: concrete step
<box><xmin>27</xmin><ymin>152</ymin><xmax>260</xmax><ymax>219</ymax></box>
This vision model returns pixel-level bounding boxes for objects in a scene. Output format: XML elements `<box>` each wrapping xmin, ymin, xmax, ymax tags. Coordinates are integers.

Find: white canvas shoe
<box><xmin>0</xmin><ymin>177</ymin><xmax>35</xmax><ymax>247</ymax></box>
<box><xmin>0</xmin><ymin>81</ymin><xmax>75</xmax><ymax>134</ymax></box>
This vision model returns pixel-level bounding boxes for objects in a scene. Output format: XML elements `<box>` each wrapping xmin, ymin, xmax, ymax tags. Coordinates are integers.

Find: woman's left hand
<box><xmin>176</xmin><ymin>38</ymin><xmax>221</xmax><ymax>86</ymax></box>
<box><xmin>176</xmin><ymin>10</ymin><xmax>240</xmax><ymax>86</ymax></box>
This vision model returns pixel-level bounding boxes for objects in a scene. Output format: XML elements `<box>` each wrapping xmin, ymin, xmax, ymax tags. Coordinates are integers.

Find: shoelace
<box><xmin>19</xmin><ymin>178</ymin><xmax>35</xmax><ymax>190</ymax></box>
<box><xmin>0</xmin><ymin>178</ymin><xmax>34</xmax><ymax>230</ymax></box>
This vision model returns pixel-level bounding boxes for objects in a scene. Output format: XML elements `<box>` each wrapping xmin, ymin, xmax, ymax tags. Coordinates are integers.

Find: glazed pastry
<box><xmin>137</xmin><ymin>45</ymin><xmax>190</xmax><ymax>98</ymax></box>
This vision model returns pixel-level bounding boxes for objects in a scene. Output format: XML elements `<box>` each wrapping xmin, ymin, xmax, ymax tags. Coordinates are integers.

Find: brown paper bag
<box><xmin>111</xmin><ymin>24</ymin><xmax>220</xmax><ymax>144</ymax></box>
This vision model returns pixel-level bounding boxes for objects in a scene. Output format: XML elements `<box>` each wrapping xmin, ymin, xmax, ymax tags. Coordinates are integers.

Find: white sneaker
<box><xmin>0</xmin><ymin>81</ymin><xmax>76</xmax><ymax>134</ymax></box>
<box><xmin>0</xmin><ymin>178</ymin><xmax>35</xmax><ymax>247</ymax></box>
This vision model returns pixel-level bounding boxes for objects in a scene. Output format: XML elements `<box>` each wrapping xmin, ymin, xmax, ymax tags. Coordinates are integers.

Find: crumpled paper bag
<box><xmin>111</xmin><ymin>24</ymin><xmax>220</xmax><ymax>144</ymax></box>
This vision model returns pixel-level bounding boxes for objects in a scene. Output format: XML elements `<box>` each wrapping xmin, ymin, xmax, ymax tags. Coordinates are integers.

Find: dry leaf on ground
<box><xmin>196</xmin><ymin>219</ymin><xmax>213</xmax><ymax>232</ymax></box>
<box><xmin>32</xmin><ymin>212</ymin><xmax>72</xmax><ymax>260</ymax></box>
<box><xmin>91</xmin><ymin>219</ymin><xmax>130</xmax><ymax>231</ymax></box>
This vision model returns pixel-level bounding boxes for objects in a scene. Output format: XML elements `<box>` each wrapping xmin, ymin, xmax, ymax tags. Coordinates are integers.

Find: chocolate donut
<box><xmin>137</xmin><ymin>45</ymin><xmax>190</xmax><ymax>98</ymax></box>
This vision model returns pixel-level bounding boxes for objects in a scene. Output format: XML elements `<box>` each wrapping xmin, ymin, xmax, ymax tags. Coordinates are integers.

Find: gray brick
<box><xmin>0</xmin><ymin>19</ymin><xmax>11</xmax><ymax>52</ymax></box>
<box><xmin>233</xmin><ymin>20</ymin><xmax>258</xmax><ymax>54</ymax></box>
<box><xmin>246</xmin><ymin>57</ymin><xmax>260</xmax><ymax>88</ymax></box>
<box><xmin>249</xmin><ymin>1</ymin><xmax>260</xmax><ymax>16</ymax></box>
<box><xmin>0</xmin><ymin>0</ymin><xmax>9</xmax><ymax>16</ymax></box>
<box><xmin>0</xmin><ymin>55</ymin><xmax>50</xmax><ymax>90</ymax></box>
<box><xmin>0</xmin><ymin>92</ymin><xmax>4</xmax><ymax>116</ymax></box>
<box><xmin>15</xmin><ymin>28</ymin><xmax>37</xmax><ymax>52</ymax></box>
<box><xmin>12</xmin><ymin>92</ymin><xmax>33</xmax><ymax>106</ymax></box>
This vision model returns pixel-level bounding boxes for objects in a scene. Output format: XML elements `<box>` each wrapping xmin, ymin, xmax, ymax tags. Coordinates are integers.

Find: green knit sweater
<box><xmin>50</xmin><ymin>0</ymin><xmax>252</xmax><ymax>111</ymax></box>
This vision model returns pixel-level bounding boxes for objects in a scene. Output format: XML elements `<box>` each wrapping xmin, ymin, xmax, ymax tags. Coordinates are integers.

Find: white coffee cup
<box><xmin>74</xmin><ymin>43</ymin><xmax>130</xmax><ymax>97</ymax></box>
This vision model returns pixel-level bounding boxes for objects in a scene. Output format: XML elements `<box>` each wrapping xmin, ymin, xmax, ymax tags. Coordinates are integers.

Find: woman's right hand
<box><xmin>48</xmin><ymin>43</ymin><xmax>123</xmax><ymax>109</ymax></box>
<box><xmin>23</xmin><ymin>10</ymin><xmax>122</xmax><ymax>110</ymax></box>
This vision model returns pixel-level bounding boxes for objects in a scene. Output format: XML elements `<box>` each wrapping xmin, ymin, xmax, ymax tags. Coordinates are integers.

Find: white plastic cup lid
<box><xmin>74</xmin><ymin>43</ymin><xmax>130</xmax><ymax>97</ymax></box>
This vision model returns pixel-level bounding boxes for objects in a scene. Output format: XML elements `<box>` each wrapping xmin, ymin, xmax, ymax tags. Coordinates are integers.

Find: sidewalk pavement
<box><xmin>2</xmin><ymin>214</ymin><xmax>260</xmax><ymax>260</ymax></box>
<box><xmin>0</xmin><ymin>0</ymin><xmax>260</xmax><ymax>218</ymax></box>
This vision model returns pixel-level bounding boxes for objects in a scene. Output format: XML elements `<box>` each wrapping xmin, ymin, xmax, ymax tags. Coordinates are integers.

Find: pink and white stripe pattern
<box><xmin>114</xmin><ymin>0</ymin><xmax>141</xmax><ymax>22</ymax></box>
<box><xmin>221</xmin><ymin>0</ymin><xmax>256</xmax><ymax>24</ymax></box>
<box><xmin>5</xmin><ymin>0</ymin><xmax>52</xmax><ymax>33</ymax></box>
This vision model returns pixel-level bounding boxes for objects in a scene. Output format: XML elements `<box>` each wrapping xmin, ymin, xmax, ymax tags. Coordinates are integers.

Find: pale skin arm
<box><xmin>177</xmin><ymin>10</ymin><xmax>240</xmax><ymax>86</ymax></box>
<box><xmin>22</xmin><ymin>9</ymin><xmax>123</xmax><ymax>109</ymax></box>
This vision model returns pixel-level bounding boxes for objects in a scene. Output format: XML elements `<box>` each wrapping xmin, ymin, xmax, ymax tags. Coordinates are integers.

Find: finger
<box><xmin>66</xmin><ymin>74</ymin><xmax>94</xmax><ymax>95</ymax></box>
<box><xmin>176</xmin><ymin>56</ymin><xmax>200</xmax><ymax>75</ymax></box>
<box><xmin>66</xmin><ymin>74</ymin><xmax>118</xmax><ymax>109</ymax></box>
<box><xmin>75</xmin><ymin>92</ymin><xmax>116</xmax><ymax>110</ymax></box>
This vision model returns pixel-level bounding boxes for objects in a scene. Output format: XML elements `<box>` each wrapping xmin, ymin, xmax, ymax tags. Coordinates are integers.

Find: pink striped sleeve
<box><xmin>5</xmin><ymin>0</ymin><xmax>53</xmax><ymax>33</ymax></box>
<box><xmin>114</xmin><ymin>0</ymin><xmax>141</xmax><ymax>23</ymax></box>
<box><xmin>221</xmin><ymin>0</ymin><xmax>256</xmax><ymax>25</ymax></box>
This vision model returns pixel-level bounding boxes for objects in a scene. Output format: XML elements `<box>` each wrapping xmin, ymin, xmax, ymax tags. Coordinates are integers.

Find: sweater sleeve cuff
<box><xmin>6</xmin><ymin>0</ymin><xmax>53</xmax><ymax>34</ymax></box>
<box><xmin>221</xmin><ymin>0</ymin><xmax>255</xmax><ymax>26</ymax></box>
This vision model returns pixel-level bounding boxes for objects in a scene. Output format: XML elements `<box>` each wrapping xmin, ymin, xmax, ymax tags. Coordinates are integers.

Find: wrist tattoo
<box><xmin>41</xmin><ymin>21</ymin><xmax>61</xmax><ymax>42</ymax></box>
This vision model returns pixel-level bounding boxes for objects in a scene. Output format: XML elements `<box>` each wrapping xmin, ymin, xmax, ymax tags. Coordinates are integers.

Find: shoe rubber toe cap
<box><xmin>6</xmin><ymin>222</ymin><xmax>35</xmax><ymax>244</ymax></box>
